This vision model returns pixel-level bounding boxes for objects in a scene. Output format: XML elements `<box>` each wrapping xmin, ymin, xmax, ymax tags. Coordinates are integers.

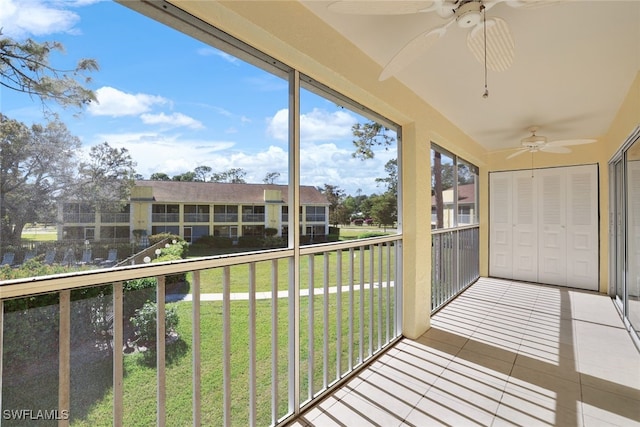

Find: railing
<box><xmin>151</xmin><ymin>213</ymin><xmax>180</xmax><ymax>223</ymax></box>
<box><xmin>214</xmin><ymin>213</ymin><xmax>239</xmax><ymax>222</ymax></box>
<box><xmin>62</xmin><ymin>213</ymin><xmax>96</xmax><ymax>223</ymax></box>
<box><xmin>242</xmin><ymin>213</ymin><xmax>265</xmax><ymax>223</ymax></box>
<box><xmin>183</xmin><ymin>213</ymin><xmax>210</xmax><ymax>223</ymax></box>
<box><xmin>100</xmin><ymin>213</ymin><xmax>131</xmax><ymax>223</ymax></box>
<box><xmin>304</xmin><ymin>214</ymin><xmax>326</xmax><ymax>222</ymax></box>
<box><xmin>0</xmin><ymin>235</ymin><xmax>402</xmax><ymax>426</ymax></box>
<box><xmin>431</xmin><ymin>225</ymin><xmax>479</xmax><ymax>313</ymax></box>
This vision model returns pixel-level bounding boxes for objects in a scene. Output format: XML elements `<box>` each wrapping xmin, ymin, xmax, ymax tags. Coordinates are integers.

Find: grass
<box><xmin>191</xmin><ymin>246</ymin><xmax>396</xmax><ymax>294</ymax></box>
<box><xmin>62</xmin><ymin>285</ymin><xmax>394</xmax><ymax>426</ymax></box>
<box><xmin>1</xmin><ymin>283</ymin><xmax>395</xmax><ymax>426</ymax></box>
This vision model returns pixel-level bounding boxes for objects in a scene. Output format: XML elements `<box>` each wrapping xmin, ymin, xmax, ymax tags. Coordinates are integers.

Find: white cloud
<box><xmin>196</xmin><ymin>47</ymin><xmax>240</xmax><ymax>64</ymax></box>
<box><xmin>88</xmin><ymin>86</ymin><xmax>168</xmax><ymax>117</ymax></box>
<box><xmin>0</xmin><ymin>0</ymin><xmax>80</xmax><ymax>38</ymax></box>
<box><xmin>140</xmin><ymin>112</ymin><xmax>204</xmax><ymax>129</ymax></box>
<box><xmin>266</xmin><ymin>108</ymin><xmax>357</xmax><ymax>142</ymax></box>
<box><xmin>90</xmin><ymin>132</ymin><xmax>235</xmax><ymax>177</ymax></box>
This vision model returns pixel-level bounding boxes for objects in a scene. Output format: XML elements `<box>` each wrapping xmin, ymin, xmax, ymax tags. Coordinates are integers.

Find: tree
<box><xmin>319</xmin><ymin>184</ymin><xmax>347</xmax><ymax>227</ymax></box>
<box><xmin>75</xmin><ymin>142</ymin><xmax>137</xmax><ymax>213</ymax></box>
<box><xmin>172</xmin><ymin>172</ymin><xmax>196</xmax><ymax>182</ymax></box>
<box><xmin>375</xmin><ymin>158</ymin><xmax>398</xmax><ymax>197</ymax></box>
<box><xmin>369</xmin><ymin>193</ymin><xmax>397</xmax><ymax>231</ymax></box>
<box><xmin>263</xmin><ymin>171</ymin><xmax>280</xmax><ymax>184</ymax></box>
<box><xmin>0</xmin><ymin>114</ymin><xmax>80</xmax><ymax>246</ymax></box>
<box><xmin>150</xmin><ymin>172</ymin><xmax>171</xmax><ymax>181</ymax></box>
<box><xmin>0</xmin><ymin>32</ymin><xmax>98</xmax><ymax>109</ymax></box>
<box><xmin>351</xmin><ymin>122</ymin><xmax>395</xmax><ymax>160</ymax></box>
<box><xmin>211</xmin><ymin>168</ymin><xmax>247</xmax><ymax>183</ymax></box>
<box><xmin>194</xmin><ymin>165</ymin><xmax>212</xmax><ymax>182</ymax></box>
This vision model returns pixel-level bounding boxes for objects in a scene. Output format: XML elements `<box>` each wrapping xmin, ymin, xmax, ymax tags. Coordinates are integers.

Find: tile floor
<box><xmin>294</xmin><ymin>278</ymin><xmax>640</xmax><ymax>426</ymax></box>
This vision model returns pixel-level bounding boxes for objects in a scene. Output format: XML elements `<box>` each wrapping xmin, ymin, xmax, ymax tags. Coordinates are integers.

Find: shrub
<box><xmin>195</xmin><ymin>235</ymin><xmax>233</xmax><ymax>248</ymax></box>
<box><xmin>123</xmin><ymin>277</ymin><xmax>157</xmax><ymax>320</ymax></box>
<box><xmin>264</xmin><ymin>227</ymin><xmax>278</xmax><ymax>237</ymax></box>
<box><xmin>261</xmin><ymin>236</ymin><xmax>286</xmax><ymax>249</ymax></box>
<box><xmin>357</xmin><ymin>231</ymin><xmax>389</xmax><ymax>239</ymax></box>
<box><xmin>238</xmin><ymin>236</ymin><xmax>261</xmax><ymax>248</ymax></box>
<box><xmin>130</xmin><ymin>301</ymin><xmax>179</xmax><ymax>345</ymax></box>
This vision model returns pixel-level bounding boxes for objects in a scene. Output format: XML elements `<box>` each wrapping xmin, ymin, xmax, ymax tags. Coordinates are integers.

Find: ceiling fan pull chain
<box><xmin>482</xmin><ymin>4</ymin><xmax>489</xmax><ymax>99</ymax></box>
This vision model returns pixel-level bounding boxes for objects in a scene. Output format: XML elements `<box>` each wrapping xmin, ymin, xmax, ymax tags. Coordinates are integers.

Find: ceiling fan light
<box><xmin>456</xmin><ymin>2</ymin><xmax>482</xmax><ymax>28</ymax></box>
<box><xmin>521</xmin><ymin>135</ymin><xmax>546</xmax><ymax>144</ymax></box>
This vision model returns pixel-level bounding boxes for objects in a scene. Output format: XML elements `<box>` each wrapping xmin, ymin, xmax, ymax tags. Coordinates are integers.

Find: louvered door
<box><xmin>512</xmin><ymin>171</ymin><xmax>538</xmax><ymax>282</ymax></box>
<box><xmin>489</xmin><ymin>165</ymin><xmax>598</xmax><ymax>290</ymax></box>
<box><xmin>538</xmin><ymin>168</ymin><xmax>567</xmax><ymax>286</ymax></box>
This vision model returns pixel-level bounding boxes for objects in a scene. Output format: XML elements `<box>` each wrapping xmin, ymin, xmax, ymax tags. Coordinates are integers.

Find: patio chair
<box><xmin>100</xmin><ymin>249</ymin><xmax>118</xmax><ymax>267</ymax></box>
<box><xmin>0</xmin><ymin>252</ymin><xmax>15</xmax><ymax>267</ymax></box>
<box><xmin>22</xmin><ymin>250</ymin><xmax>36</xmax><ymax>263</ymax></box>
<box><xmin>62</xmin><ymin>248</ymin><xmax>76</xmax><ymax>266</ymax></box>
<box><xmin>43</xmin><ymin>248</ymin><xmax>57</xmax><ymax>265</ymax></box>
<box><xmin>77</xmin><ymin>249</ymin><xmax>92</xmax><ymax>266</ymax></box>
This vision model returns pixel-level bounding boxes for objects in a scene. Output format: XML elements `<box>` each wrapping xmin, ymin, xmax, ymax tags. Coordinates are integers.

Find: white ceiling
<box><xmin>301</xmin><ymin>0</ymin><xmax>640</xmax><ymax>153</ymax></box>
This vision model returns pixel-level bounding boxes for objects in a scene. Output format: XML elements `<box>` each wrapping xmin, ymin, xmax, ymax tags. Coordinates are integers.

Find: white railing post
<box><xmin>156</xmin><ymin>276</ymin><xmax>166</xmax><ymax>427</ymax></box>
<box><xmin>192</xmin><ymin>271</ymin><xmax>202</xmax><ymax>426</ymax></box>
<box><xmin>58</xmin><ymin>290</ymin><xmax>70</xmax><ymax>427</ymax></box>
<box><xmin>113</xmin><ymin>282</ymin><xmax>124</xmax><ymax>425</ymax></box>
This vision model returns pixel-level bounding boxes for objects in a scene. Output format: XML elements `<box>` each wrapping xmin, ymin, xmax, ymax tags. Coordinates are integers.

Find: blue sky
<box><xmin>0</xmin><ymin>0</ymin><xmax>397</xmax><ymax>195</ymax></box>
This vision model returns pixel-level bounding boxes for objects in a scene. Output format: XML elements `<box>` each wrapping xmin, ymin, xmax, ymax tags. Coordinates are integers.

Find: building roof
<box><xmin>133</xmin><ymin>180</ymin><xmax>330</xmax><ymax>205</ymax></box>
<box><xmin>431</xmin><ymin>183</ymin><xmax>476</xmax><ymax>206</ymax></box>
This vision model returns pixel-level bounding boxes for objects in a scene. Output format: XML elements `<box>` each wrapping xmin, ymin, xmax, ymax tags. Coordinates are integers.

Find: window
<box><xmin>242</xmin><ymin>205</ymin><xmax>265</xmax><ymax>222</ymax></box>
<box><xmin>431</xmin><ymin>144</ymin><xmax>479</xmax><ymax>229</ymax></box>
<box><xmin>305</xmin><ymin>206</ymin><xmax>326</xmax><ymax>222</ymax></box>
<box><xmin>152</xmin><ymin>204</ymin><xmax>180</xmax><ymax>223</ymax></box>
<box><xmin>184</xmin><ymin>205</ymin><xmax>210</xmax><ymax>222</ymax></box>
<box><xmin>214</xmin><ymin>205</ymin><xmax>239</xmax><ymax>222</ymax></box>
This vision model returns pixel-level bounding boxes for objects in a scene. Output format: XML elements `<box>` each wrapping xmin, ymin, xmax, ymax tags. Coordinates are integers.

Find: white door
<box><xmin>489</xmin><ymin>165</ymin><xmax>599</xmax><ymax>290</ymax></box>
<box><xmin>537</xmin><ymin>168</ymin><xmax>567</xmax><ymax>286</ymax></box>
<box><xmin>565</xmin><ymin>165</ymin><xmax>599</xmax><ymax>290</ymax></box>
<box><xmin>489</xmin><ymin>173</ymin><xmax>513</xmax><ymax>278</ymax></box>
<box><xmin>512</xmin><ymin>171</ymin><xmax>538</xmax><ymax>282</ymax></box>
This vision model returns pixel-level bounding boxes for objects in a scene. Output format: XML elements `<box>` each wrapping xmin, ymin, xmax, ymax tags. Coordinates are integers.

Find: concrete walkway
<box><xmin>166</xmin><ymin>282</ymin><xmax>394</xmax><ymax>302</ymax></box>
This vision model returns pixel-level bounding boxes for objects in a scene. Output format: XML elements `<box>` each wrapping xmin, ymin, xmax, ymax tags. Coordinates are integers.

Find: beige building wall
<box><xmin>129</xmin><ymin>185</ymin><xmax>154</xmax><ymax>235</ymax></box>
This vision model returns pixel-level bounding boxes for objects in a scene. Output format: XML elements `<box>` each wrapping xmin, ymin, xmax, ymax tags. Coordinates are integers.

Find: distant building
<box><xmin>431</xmin><ymin>183</ymin><xmax>478</xmax><ymax>228</ymax></box>
<box><xmin>59</xmin><ymin>181</ymin><xmax>330</xmax><ymax>244</ymax></box>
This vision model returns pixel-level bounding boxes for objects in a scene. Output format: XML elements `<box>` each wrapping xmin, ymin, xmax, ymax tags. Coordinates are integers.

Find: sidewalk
<box><xmin>166</xmin><ymin>282</ymin><xmax>394</xmax><ymax>302</ymax></box>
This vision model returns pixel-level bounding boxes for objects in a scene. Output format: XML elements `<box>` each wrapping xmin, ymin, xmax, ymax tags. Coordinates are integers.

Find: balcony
<box><xmin>2</xmin><ymin>232</ymin><xmax>638</xmax><ymax>426</ymax></box>
<box><xmin>242</xmin><ymin>213</ymin><xmax>265</xmax><ymax>223</ymax></box>
<box><xmin>151</xmin><ymin>213</ymin><xmax>180</xmax><ymax>223</ymax></box>
<box><xmin>300</xmin><ymin>277</ymin><xmax>640</xmax><ymax>426</ymax></box>
<box><xmin>214</xmin><ymin>213</ymin><xmax>239</xmax><ymax>222</ymax></box>
<box><xmin>62</xmin><ymin>212</ymin><xmax>96</xmax><ymax>223</ymax></box>
<box><xmin>183</xmin><ymin>213</ymin><xmax>210</xmax><ymax>223</ymax></box>
<box><xmin>100</xmin><ymin>213</ymin><xmax>131</xmax><ymax>223</ymax></box>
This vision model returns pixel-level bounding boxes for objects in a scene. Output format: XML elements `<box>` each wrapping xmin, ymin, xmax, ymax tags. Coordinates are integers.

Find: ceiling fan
<box><xmin>506</xmin><ymin>126</ymin><xmax>596</xmax><ymax>159</ymax></box>
<box><xmin>327</xmin><ymin>0</ymin><xmax>557</xmax><ymax>81</ymax></box>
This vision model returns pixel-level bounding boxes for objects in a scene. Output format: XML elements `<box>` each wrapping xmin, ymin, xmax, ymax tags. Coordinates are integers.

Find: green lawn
<box><xmin>60</xmin><ymin>287</ymin><xmax>394</xmax><ymax>426</ymax></box>
<box><xmin>191</xmin><ymin>247</ymin><xmax>396</xmax><ymax>294</ymax></box>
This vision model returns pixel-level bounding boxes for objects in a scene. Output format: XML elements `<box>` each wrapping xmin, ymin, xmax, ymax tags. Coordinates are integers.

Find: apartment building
<box><xmin>60</xmin><ymin>180</ymin><xmax>330</xmax><ymax>244</ymax></box>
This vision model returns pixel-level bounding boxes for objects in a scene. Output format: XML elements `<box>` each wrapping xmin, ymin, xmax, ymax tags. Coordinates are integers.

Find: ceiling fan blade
<box><xmin>327</xmin><ymin>0</ymin><xmax>436</xmax><ymax>15</ymax></box>
<box><xmin>379</xmin><ymin>19</ymin><xmax>454</xmax><ymax>81</ymax></box>
<box><xmin>540</xmin><ymin>145</ymin><xmax>571</xmax><ymax>154</ymax></box>
<box><xmin>546</xmin><ymin>138</ymin><xmax>597</xmax><ymax>147</ymax></box>
<box><xmin>467</xmin><ymin>17</ymin><xmax>515</xmax><ymax>72</ymax></box>
<box><xmin>506</xmin><ymin>149</ymin><xmax>529</xmax><ymax>160</ymax></box>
